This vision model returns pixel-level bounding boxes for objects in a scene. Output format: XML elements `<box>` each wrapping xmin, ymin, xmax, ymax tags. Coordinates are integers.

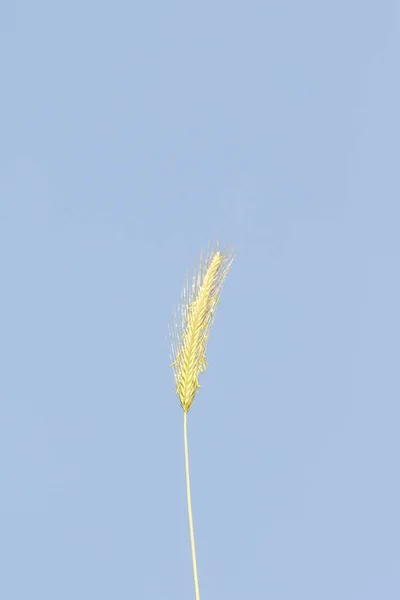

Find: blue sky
<box><xmin>1</xmin><ymin>1</ymin><xmax>399</xmax><ymax>598</ymax></box>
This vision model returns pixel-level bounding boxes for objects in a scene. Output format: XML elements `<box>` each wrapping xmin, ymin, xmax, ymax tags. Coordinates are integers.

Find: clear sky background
<box><xmin>1</xmin><ymin>1</ymin><xmax>399</xmax><ymax>599</ymax></box>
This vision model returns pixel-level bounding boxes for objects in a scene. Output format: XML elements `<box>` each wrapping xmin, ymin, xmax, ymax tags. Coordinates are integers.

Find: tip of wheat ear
<box><xmin>169</xmin><ymin>245</ymin><xmax>235</xmax><ymax>413</ymax></box>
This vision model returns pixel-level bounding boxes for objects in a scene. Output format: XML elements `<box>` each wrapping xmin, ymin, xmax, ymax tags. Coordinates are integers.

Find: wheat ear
<box><xmin>169</xmin><ymin>244</ymin><xmax>235</xmax><ymax>600</ymax></box>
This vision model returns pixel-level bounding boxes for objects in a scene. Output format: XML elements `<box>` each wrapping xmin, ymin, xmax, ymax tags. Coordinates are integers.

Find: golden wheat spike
<box><xmin>168</xmin><ymin>243</ymin><xmax>235</xmax><ymax>600</ymax></box>
<box><xmin>169</xmin><ymin>243</ymin><xmax>235</xmax><ymax>413</ymax></box>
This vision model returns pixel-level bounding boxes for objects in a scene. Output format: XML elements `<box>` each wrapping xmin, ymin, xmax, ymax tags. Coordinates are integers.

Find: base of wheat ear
<box><xmin>168</xmin><ymin>243</ymin><xmax>235</xmax><ymax>600</ymax></box>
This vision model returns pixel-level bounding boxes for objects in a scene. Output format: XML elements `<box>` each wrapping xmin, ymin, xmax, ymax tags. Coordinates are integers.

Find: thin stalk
<box><xmin>184</xmin><ymin>411</ymin><xmax>200</xmax><ymax>600</ymax></box>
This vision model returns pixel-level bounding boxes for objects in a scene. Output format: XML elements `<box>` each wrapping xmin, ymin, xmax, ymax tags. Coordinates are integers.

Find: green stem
<box><xmin>184</xmin><ymin>410</ymin><xmax>200</xmax><ymax>600</ymax></box>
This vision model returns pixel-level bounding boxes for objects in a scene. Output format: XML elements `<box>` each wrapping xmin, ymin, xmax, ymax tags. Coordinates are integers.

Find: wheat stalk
<box><xmin>168</xmin><ymin>243</ymin><xmax>235</xmax><ymax>600</ymax></box>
